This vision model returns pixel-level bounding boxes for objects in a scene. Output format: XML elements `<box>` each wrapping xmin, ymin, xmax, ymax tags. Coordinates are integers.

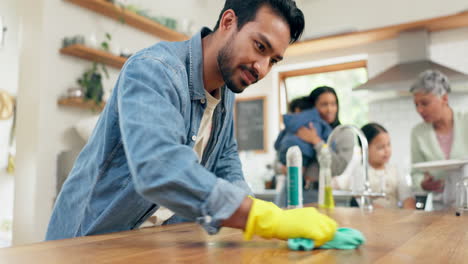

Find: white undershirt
<box><xmin>150</xmin><ymin>89</ymin><xmax>220</xmax><ymax>227</ymax></box>
<box><xmin>193</xmin><ymin>89</ymin><xmax>220</xmax><ymax>161</ymax></box>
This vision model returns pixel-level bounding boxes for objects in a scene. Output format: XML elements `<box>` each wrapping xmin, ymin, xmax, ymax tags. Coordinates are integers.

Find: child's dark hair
<box><xmin>361</xmin><ymin>123</ymin><xmax>388</xmax><ymax>144</ymax></box>
<box><xmin>213</xmin><ymin>0</ymin><xmax>305</xmax><ymax>44</ymax></box>
<box><xmin>288</xmin><ymin>96</ymin><xmax>313</xmax><ymax>113</ymax></box>
<box><xmin>308</xmin><ymin>86</ymin><xmax>341</xmax><ymax>128</ymax></box>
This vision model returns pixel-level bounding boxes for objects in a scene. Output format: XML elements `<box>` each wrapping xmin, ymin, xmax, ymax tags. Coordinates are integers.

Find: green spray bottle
<box><xmin>286</xmin><ymin>146</ymin><xmax>302</xmax><ymax>209</ymax></box>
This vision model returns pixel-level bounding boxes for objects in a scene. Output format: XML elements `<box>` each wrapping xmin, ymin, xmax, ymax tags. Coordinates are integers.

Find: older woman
<box><xmin>410</xmin><ymin>70</ymin><xmax>468</xmax><ymax>208</ymax></box>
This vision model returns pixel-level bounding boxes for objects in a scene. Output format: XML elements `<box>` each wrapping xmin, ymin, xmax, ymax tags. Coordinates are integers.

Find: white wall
<box><xmin>0</xmin><ymin>2</ymin><xmax>19</xmax><ymax>164</ymax></box>
<box><xmin>12</xmin><ymin>0</ymin><xmax>222</xmax><ymax>245</ymax></box>
<box><xmin>0</xmin><ymin>0</ymin><xmax>19</xmax><ymax>247</ymax></box>
<box><xmin>297</xmin><ymin>0</ymin><xmax>468</xmax><ymax>39</ymax></box>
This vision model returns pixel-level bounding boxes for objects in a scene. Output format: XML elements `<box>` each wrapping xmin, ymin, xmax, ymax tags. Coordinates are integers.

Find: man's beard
<box><xmin>217</xmin><ymin>35</ymin><xmax>258</xmax><ymax>94</ymax></box>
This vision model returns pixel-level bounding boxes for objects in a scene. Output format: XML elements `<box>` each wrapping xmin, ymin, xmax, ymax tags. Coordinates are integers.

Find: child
<box><xmin>333</xmin><ymin>123</ymin><xmax>416</xmax><ymax>209</ymax></box>
<box><xmin>274</xmin><ymin>87</ymin><xmax>353</xmax><ymax>207</ymax></box>
<box><xmin>274</xmin><ymin>96</ymin><xmax>332</xmax><ymax>167</ymax></box>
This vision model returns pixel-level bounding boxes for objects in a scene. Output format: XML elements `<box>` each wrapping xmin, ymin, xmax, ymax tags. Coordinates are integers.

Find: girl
<box><xmin>334</xmin><ymin>123</ymin><xmax>416</xmax><ymax>209</ymax></box>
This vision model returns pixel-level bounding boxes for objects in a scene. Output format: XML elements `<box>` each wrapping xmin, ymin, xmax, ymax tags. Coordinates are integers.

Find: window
<box><xmin>279</xmin><ymin>60</ymin><xmax>369</xmax><ymax>127</ymax></box>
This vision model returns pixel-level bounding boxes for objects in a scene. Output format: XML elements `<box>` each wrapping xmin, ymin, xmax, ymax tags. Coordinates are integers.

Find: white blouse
<box><xmin>367</xmin><ymin>165</ymin><xmax>413</xmax><ymax>208</ymax></box>
<box><xmin>333</xmin><ymin>161</ymin><xmax>413</xmax><ymax>209</ymax></box>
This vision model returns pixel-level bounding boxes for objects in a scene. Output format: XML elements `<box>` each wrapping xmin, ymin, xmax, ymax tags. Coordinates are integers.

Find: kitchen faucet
<box><xmin>326</xmin><ymin>124</ymin><xmax>385</xmax><ymax>211</ymax></box>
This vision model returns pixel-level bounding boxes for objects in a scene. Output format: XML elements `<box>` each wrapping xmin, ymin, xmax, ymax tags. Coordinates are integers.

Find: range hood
<box><xmin>355</xmin><ymin>29</ymin><xmax>468</xmax><ymax>92</ymax></box>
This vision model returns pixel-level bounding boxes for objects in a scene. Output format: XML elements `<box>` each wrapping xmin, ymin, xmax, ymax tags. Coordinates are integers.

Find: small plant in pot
<box><xmin>77</xmin><ymin>62</ymin><xmax>108</xmax><ymax>107</ymax></box>
<box><xmin>74</xmin><ymin>32</ymin><xmax>112</xmax><ymax>109</ymax></box>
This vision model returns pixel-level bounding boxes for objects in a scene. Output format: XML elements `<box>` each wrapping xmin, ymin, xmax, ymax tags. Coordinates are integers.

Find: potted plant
<box><xmin>75</xmin><ymin>32</ymin><xmax>112</xmax><ymax>107</ymax></box>
<box><xmin>77</xmin><ymin>62</ymin><xmax>108</xmax><ymax>107</ymax></box>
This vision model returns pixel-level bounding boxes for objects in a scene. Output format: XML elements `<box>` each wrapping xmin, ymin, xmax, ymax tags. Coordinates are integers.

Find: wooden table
<box><xmin>1</xmin><ymin>207</ymin><xmax>468</xmax><ymax>263</ymax></box>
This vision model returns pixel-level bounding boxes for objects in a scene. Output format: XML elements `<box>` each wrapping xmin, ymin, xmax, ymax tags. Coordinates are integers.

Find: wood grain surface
<box><xmin>60</xmin><ymin>44</ymin><xmax>127</xmax><ymax>69</ymax></box>
<box><xmin>1</xmin><ymin>207</ymin><xmax>467</xmax><ymax>263</ymax></box>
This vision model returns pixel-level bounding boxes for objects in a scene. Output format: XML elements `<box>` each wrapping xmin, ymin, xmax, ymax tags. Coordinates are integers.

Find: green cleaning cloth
<box><xmin>320</xmin><ymin>227</ymin><xmax>365</xmax><ymax>249</ymax></box>
<box><xmin>288</xmin><ymin>237</ymin><xmax>315</xmax><ymax>251</ymax></box>
<box><xmin>288</xmin><ymin>227</ymin><xmax>365</xmax><ymax>251</ymax></box>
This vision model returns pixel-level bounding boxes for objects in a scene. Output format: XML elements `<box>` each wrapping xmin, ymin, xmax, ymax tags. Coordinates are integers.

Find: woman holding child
<box><xmin>274</xmin><ymin>86</ymin><xmax>354</xmax><ymax>207</ymax></box>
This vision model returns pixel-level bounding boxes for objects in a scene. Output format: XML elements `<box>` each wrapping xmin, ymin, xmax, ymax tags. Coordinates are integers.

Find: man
<box><xmin>46</xmin><ymin>0</ymin><xmax>337</xmax><ymax>245</ymax></box>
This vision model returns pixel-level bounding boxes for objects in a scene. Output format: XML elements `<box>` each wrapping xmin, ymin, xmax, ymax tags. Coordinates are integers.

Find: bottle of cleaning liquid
<box><xmin>286</xmin><ymin>146</ymin><xmax>303</xmax><ymax>209</ymax></box>
<box><xmin>318</xmin><ymin>144</ymin><xmax>334</xmax><ymax>209</ymax></box>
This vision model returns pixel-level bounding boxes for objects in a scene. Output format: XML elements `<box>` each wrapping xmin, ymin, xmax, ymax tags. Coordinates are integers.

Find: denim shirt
<box><xmin>46</xmin><ymin>28</ymin><xmax>252</xmax><ymax>240</ymax></box>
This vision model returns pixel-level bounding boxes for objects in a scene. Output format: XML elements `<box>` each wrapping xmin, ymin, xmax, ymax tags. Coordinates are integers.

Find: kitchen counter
<box><xmin>1</xmin><ymin>207</ymin><xmax>468</xmax><ymax>263</ymax></box>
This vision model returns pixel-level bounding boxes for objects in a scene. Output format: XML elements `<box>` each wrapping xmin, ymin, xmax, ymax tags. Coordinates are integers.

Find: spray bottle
<box><xmin>318</xmin><ymin>144</ymin><xmax>334</xmax><ymax>209</ymax></box>
<box><xmin>286</xmin><ymin>146</ymin><xmax>303</xmax><ymax>209</ymax></box>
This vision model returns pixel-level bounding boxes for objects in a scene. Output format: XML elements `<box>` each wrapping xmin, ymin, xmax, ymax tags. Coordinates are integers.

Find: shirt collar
<box><xmin>189</xmin><ymin>27</ymin><xmax>213</xmax><ymax>101</ymax></box>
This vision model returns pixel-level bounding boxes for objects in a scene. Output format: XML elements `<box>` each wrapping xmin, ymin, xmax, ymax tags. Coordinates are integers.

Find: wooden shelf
<box><xmin>60</xmin><ymin>44</ymin><xmax>127</xmax><ymax>69</ymax></box>
<box><xmin>64</xmin><ymin>0</ymin><xmax>189</xmax><ymax>42</ymax></box>
<box><xmin>286</xmin><ymin>11</ymin><xmax>468</xmax><ymax>56</ymax></box>
<box><xmin>58</xmin><ymin>97</ymin><xmax>105</xmax><ymax>111</ymax></box>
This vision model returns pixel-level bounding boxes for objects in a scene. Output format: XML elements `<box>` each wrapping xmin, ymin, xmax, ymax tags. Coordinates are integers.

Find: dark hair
<box><xmin>288</xmin><ymin>96</ymin><xmax>313</xmax><ymax>113</ymax></box>
<box><xmin>213</xmin><ymin>0</ymin><xmax>305</xmax><ymax>44</ymax></box>
<box><xmin>308</xmin><ymin>86</ymin><xmax>341</xmax><ymax>128</ymax></box>
<box><xmin>361</xmin><ymin>123</ymin><xmax>388</xmax><ymax>145</ymax></box>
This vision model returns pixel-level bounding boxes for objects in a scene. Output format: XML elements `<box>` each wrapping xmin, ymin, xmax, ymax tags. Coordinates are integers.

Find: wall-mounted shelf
<box><xmin>58</xmin><ymin>97</ymin><xmax>105</xmax><ymax>111</ymax></box>
<box><xmin>60</xmin><ymin>44</ymin><xmax>127</xmax><ymax>69</ymax></box>
<box><xmin>64</xmin><ymin>0</ymin><xmax>189</xmax><ymax>42</ymax></box>
<box><xmin>286</xmin><ymin>11</ymin><xmax>468</xmax><ymax>56</ymax></box>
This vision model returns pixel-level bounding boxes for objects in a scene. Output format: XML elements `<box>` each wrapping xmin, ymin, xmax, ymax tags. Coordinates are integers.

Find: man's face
<box><xmin>217</xmin><ymin>6</ymin><xmax>291</xmax><ymax>93</ymax></box>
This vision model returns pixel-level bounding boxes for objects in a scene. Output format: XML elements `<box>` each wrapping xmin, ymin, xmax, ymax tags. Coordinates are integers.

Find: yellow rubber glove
<box><xmin>244</xmin><ymin>198</ymin><xmax>337</xmax><ymax>246</ymax></box>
